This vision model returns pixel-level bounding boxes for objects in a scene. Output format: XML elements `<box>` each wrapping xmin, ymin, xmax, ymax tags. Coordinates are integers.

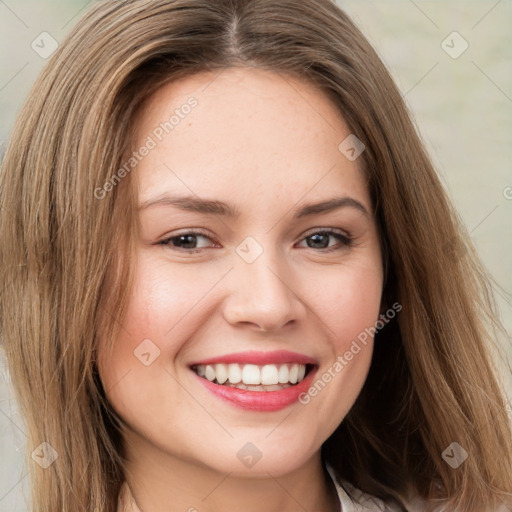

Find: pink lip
<box><xmin>188</xmin><ymin>350</ymin><xmax>318</xmax><ymax>367</ymax></box>
<box><xmin>192</xmin><ymin>365</ymin><xmax>319</xmax><ymax>412</ymax></box>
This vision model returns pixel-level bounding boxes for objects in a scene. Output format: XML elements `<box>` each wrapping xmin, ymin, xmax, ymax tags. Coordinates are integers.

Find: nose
<box><xmin>222</xmin><ymin>244</ymin><xmax>306</xmax><ymax>332</ymax></box>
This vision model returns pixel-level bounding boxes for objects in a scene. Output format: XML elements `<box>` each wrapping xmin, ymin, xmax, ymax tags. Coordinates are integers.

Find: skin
<box><xmin>98</xmin><ymin>66</ymin><xmax>384</xmax><ymax>512</ymax></box>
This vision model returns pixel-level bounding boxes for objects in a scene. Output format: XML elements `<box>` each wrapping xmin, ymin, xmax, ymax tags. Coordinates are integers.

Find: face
<box><xmin>98</xmin><ymin>66</ymin><xmax>384</xmax><ymax>478</ymax></box>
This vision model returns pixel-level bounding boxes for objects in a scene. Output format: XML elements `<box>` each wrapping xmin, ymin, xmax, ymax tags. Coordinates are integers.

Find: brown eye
<box><xmin>159</xmin><ymin>231</ymin><xmax>216</xmax><ymax>253</ymax></box>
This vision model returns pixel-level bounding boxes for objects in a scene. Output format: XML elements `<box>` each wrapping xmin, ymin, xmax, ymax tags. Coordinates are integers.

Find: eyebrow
<box><xmin>138</xmin><ymin>194</ymin><xmax>369</xmax><ymax>218</ymax></box>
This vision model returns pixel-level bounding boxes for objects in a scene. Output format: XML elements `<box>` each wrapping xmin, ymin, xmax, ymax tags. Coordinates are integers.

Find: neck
<box><xmin>121</xmin><ymin>433</ymin><xmax>339</xmax><ymax>512</ymax></box>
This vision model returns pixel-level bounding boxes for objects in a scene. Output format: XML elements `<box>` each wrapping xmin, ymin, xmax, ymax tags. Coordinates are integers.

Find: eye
<box><xmin>158</xmin><ymin>230</ymin><xmax>217</xmax><ymax>254</ymax></box>
<box><xmin>297</xmin><ymin>229</ymin><xmax>353</xmax><ymax>252</ymax></box>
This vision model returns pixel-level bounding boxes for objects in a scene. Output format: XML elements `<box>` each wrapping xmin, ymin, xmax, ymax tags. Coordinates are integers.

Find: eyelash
<box><xmin>158</xmin><ymin>229</ymin><xmax>353</xmax><ymax>254</ymax></box>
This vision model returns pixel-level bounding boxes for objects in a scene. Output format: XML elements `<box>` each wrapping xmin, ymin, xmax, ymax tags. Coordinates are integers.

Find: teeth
<box><xmin>193</xmin><ymin>363</ymin><xmax>309</xmax><ymax>387</ymax></box>
<box><xmin>215</xmin><ymin>364</ymin><xmax>228</xmax><ymax>384</ymax></box>
<box><xmin>278</xmin><ymin>364</ymin><xmax>289</xmax><ymax>383</ymax></box>
<box><xmin>228</xmin><ymin>363</ymin><xmax>242</xmax><ymax>384</ymax></box>
<box><xmin>222</xmin><ymin>382</ymin><xmax>293</xmax><ymax>392</ymax></box>
<box><xmin>289</xmin><ymin>364</ymin><xmax>299</xmax><ymax>384</ymax></box>
<box><xmin>261</xmin><ymin>364</ymin><xmax>279</xmax><ymax>385</ymax></box>
<box><xmin>205</xmin><ymin>365</ymin><xmax>216</xmax><ymax>382</ymax></box>
<box><xmin>242</xmin><ymin>364</ymin><xmax>261</xmax><ymax>385</ymax></box>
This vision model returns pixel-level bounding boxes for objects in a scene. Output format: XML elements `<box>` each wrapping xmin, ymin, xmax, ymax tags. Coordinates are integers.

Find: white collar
<box><xmin>324</xmin><ymin>461</ymin><xmax>396</xmax><ymax>511</ymax></box>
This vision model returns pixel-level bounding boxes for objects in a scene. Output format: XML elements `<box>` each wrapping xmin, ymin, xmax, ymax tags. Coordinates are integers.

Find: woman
<box><xmin>1</xmin><ymin>1</ymin><xmax>510</xmax><ymax>511</ymax></box>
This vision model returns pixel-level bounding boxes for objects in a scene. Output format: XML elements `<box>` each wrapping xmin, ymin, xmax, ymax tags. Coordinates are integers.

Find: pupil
<box><xmin>309</xmin><ymin>233</ymin><xmax>328</xmax><ymax>249</ymax></box>
<box><xmin>179</xmin><ymin>234</ymin><xmax>196</xmax><ymax>248</ymax></box>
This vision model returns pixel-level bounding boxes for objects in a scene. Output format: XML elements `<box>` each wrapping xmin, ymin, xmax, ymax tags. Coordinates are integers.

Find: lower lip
<box><xmin>191</xmin><ymin>366</ymin><xmax>318</xmax><ymax>412</ymax></box>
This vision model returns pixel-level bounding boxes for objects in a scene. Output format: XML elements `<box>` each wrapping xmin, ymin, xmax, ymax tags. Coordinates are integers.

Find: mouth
<box><xmin>187</xmin><ymin>350</ymin><xmax>319</xmax><ymax>411</ymax></box>
<box><xmin>190</xmin><ymin>362</ymin><xmax>316</xmax><ymax>392</ymax></box>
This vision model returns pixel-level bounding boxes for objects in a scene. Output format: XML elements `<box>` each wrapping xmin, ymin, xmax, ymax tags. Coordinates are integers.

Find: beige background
<box><xmin>1</xmin><ymin>1</ymin><xmax>511</xmax><ymax>510</ymax></box>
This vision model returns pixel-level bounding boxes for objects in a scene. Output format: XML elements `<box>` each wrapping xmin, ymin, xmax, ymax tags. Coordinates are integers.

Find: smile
<box><xmin>190</xmin><ymin>362</ymin><xmax>318</xmax><ymax>412</ymax></box>
<box><xmin>191</xmin><ymin>362</ymin><xmax>311</xmax><ymax>391</ymax></box>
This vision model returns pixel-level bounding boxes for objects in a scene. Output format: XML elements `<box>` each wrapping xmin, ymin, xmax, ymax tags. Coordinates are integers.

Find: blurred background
<box><xmin>0</xmin><ymin>1</ymin><xmax>511</xmax><ymax>510</ymax></box>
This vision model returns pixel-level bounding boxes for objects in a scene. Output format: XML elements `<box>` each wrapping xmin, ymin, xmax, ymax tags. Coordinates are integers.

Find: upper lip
<box><xmin>188</xmin><ymin>350</ymin><xmax>318</xmax><ymax>367</ymax></box>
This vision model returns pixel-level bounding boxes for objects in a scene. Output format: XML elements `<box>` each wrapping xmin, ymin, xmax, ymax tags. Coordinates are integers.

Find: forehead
<box><xmin>132</xmin><ymin>66</ymin><xmax>371</xmax><ymax>213</ymax></box>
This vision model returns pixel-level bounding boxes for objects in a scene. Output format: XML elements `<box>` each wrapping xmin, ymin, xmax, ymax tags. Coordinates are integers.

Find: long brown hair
<box><xmin>1</xmin><ymin>1</ymin><xmax>511</xmax><ymax>511</ymax></box>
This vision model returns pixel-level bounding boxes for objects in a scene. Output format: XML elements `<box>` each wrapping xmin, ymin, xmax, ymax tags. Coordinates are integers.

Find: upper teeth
<box><xmin>193</xmin><ymin>363</ymin><xmax>307</xmax><ymax>385</ymax></box>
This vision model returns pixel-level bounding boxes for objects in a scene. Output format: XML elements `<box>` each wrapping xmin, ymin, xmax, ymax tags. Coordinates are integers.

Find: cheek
<box><xmin>308</xmin><ymin>256</ymin><xmax>382</xmax><ymax>383</ymax></box>
<box><xmin>97</xmin><ymin>259</ymin><xmax>172</xmax><ymax>403</ymax></box>
<box><xmin>108</xmin><ymin>255</ymin><xmax>211</xmax><ymax>352</ymax></box>
<box><xmin>296</xmin><ymin>262</ymin><xmax>382</xmax><ymax>435</ymax></box>
<box><xmin>97</xmin><ymin>255</ymin><xmax>220</xmax><ymax>395</ymax></box>
<box><xmin>96</xmin><ymin>266</ymin><xmax>188</xmax><ymax>440</ymax></box>
<box><xmin>317</xmin><ymin>258</ymin><xmax>383</xmax><ymax>349</ymax></box>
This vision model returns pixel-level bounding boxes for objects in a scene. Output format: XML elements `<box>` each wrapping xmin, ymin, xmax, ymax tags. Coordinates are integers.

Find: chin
<box><xmin>185</xmin><ymin>435</ymin><xmax>319</xmax><ymax>478</ymax></box>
